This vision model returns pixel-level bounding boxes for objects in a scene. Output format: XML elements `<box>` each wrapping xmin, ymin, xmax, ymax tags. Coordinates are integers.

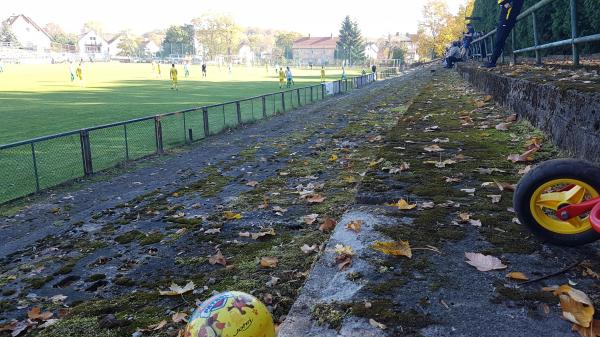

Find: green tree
<box><xmin>336</xmin><ymin>16</ymin><xmax>365</xmax><ymax>66</ymax></box>
<box><xmin>44</xmin><ymin>23</ymin><xmax>77</xmax><ymax>51</ymax></box>
<box><xmin>274</xmin><ymin>31</ymin><xmax>301</xmax><ymax>60</ymax></box>
<box><xmin>0</xmin><ymin>23</ymin><xmax>19</xmax><ymax>45</ymax></box>
<box><xmin>162</xmin><ymin>25</ymin><xmax>194</xmax><ymax>56</ymax></box>
<box><xmin>193</xmin><ymin>13</ymin><xmax>242</xmax><ymax>60</ymax></box>
<box><xmin>117</xmin><ymin>34</ymin><xmax>140</xmax><ymax>57</ymax></box>
<box><xmin>83</xmin><ymin>21</ymin><xmax>103</xmax><ymax>35</ymax></box>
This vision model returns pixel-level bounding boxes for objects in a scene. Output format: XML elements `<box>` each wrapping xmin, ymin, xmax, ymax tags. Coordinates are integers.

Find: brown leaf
<box><xmin>424</xmin><ymin>144</ymin><xmax>444</xmax><ymax>152</ymax></box>
<box><xmin>505</xmin><ymin>114</ymin><xmax>518</xmax><ymax>122</ymax></box>
<box><xmin>494</xmin><ymin>180</ymin><xmax>516</xmax><ymax>192</ymax></box>
<box><xmin>464</xmin><ymin>252</ymin><xmax>507</xmax><ymax>272</ymax></box>
<box><xmin>208</xmin><ymin>250</ymin><xmax>227</xmax><ymax>266</ymax></box>
<box><xmin>488</xmin><ymin>194</ymin><xmax>502</xmax><ymax>204</ymax></box>
<box><xmin>301</xmin><ymin>244</ymin><xmax>318</xmax><ymax>254</ymax></box>
<box><xmin>319</xmin><ymin>218</ymin><xmax>337</xmax><ymax>232</ymax></box>
<box><xmin>260</xmin><ymin>257</ymin><xmax>278</xmax><ymax>268</ymax></box>
<box><xmin>251</xmin><ymin>228</ymin><xmax>276</xmax><ymax>240</ymax></box>
<box><xmin>304</xmin><ymin>194</ymin><xmax>325</xmax><ymax>203</ymax></box>
<box><xmin>483</xmin><ymin>95</ymin><xmax>493</xmax><ymax>102</ymax></box>
<box><xmin>346</xmin><ymin>220</ymin><xmax>363</xmax><ymax>233</ymax></box>
<box><xmin>335</xmin><ymin>255</ymin><xmax>353</xmax><ymax>271</ymax></box>
<box><xmin>507</xmin><ymin>144</ymin><xmax>540</xmax><ymax>163</ymax></box>
<box><xmin>258</xmin><ymin>196</ymin><xmax>270</xmax><ymax>209</ymax></box>
<box><xmin>506</xmin><ymin>272</ymin><xmax>529</xmax><ymax>281</ymax></box>
<box><xmin>371</xmin><ymin>241</ymin><xmax>412</xmax><ymax>258</ymax></box>
<box><xmin>172</xmin><ymin>312</ymin><xmax>188</xmax><ymax>323</ymax></box>
<box><xmin>553</xmin><ymin>285</ymin><xmax>595</xmax><ymax>327</ymax></box>
<box><xmin>27</xmin><ymin>307</ymin><xmax>53</xmax><ymax>321</ymax></box>
<box><xmin>369</xmin><ymin>318</ymin><xmax>387</xmax><ymax>330</ymax></box>
<box><xmin>495</xmin><ymin>123</ymin><xmax>510</xmax><ymax>131</ymax></box>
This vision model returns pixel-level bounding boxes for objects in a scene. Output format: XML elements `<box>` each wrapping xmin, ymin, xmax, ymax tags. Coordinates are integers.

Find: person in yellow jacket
<box><xmin>170</xmin><ymin>64</ymin><xmax>178</xmax><ymax>90</ymax></box>
<box><xmin>278</xmin><ymin>68</ymin><xmax>285</xmax><ymax>89</ymax></box>
<box><xmin>320</xmin><ymin>66</ymin><xmax>325</xmax><ymax>82</ymax></box>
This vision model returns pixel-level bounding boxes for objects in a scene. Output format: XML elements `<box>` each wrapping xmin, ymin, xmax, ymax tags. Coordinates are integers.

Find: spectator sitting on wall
<box><xmin>444</xmin><ymin>41</ymin><xmax>462</xmax><ymax>69</ymax></box>
<box><xmin>461</xmin><ymin>23</ymin><xmax>475</xmax><ymax>59</ymax></box>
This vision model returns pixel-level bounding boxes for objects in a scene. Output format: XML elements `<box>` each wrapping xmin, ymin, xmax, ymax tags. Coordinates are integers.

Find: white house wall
<box><xmin>10</xmin><ymin>16</ymin><xmax>51</xmax><ymax>51</ymax></box>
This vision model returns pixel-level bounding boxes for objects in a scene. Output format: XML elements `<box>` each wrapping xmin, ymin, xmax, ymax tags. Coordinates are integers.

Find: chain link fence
<box><xmin>0</xmin><ymin>73</ymin><xmax>376</xmax><ymax>204</ymax></box>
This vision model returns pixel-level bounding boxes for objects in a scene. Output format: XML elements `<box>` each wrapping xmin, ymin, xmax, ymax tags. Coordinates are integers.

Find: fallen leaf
<box><xmin>245</xmin><ymin>181</ymin><xmax>259</xmax><ymax>187</ymax></box>
<box><xmin>421</xmin><ymin>201</ymin><xmax>435</xmax><ymax>209</ymax></box>
<box><xmin>572</xmin><ymin>320</ymin><xmax>600</xmax><ymax>337</ymax></box>
<box><xmin>172</xmin><ymin>312</ymin><xmax>188</xmax><ymax>323</ymax></box>
<box><xmin>346</xmin><ymin>220</ymin><xmax>363</xmax><ymax>233</ymax></box>
<box><xmin>50</xmin><ymin>295</ymin><xmax>67</xmax><ymax>304</ymax></box>
<box><xmin>371</xmin><ymin>241</ymin><xmax>412</xmax><ymax>258</ymax></box>
<box><xmin>465</xmin><ymin>252</ymin><xmax>507</xmax><ymax>272</ymax></box>
<box><xmin>461</xmin><ymin>188</ymin><xmax>476</xmax><ymax>194</ymax></box>
<box><xmin>506</xmin><ymin>114</ymin><xmax>518</xmax><ymax>122</ymax></box>
<box><xmin>251</xmin><ymin>228</ymin><xmax>276</xmax><ymax>240</ymax></box>
<box><xmin>329</xmin><ymin>154</ymin><xmax>338</xmax><ymax>162</ymax></box>
<box><xmin>424</xmin><ymin>144</ymin><xmax>444</xmax><ymax>152</ymax></box>
<box><xmin>301</xmin><ymin>244</ymin><xmax>318</xmax><ymax>254</ymax></box>
<box><xmin>204</xmin><ymin>228</ymin><xmax>221</xmax><ymax>234</ymax></box>
<box><xmin>223</xmin><ymin>211</ymin><xmax>242</xmax><ymax>220</ymax></box>
<box><xmin>387</xmin><ymin>199</ymin><xmax>417</xmax><ymax>210</ymax></box>
<box><xmin>208</xmin><ymin>250</ymin><xmax>227</xmax><ymax>266</ymax></box>
<box><xmin>258</xmin><ymin>196</ymin><xmax>270</xmax><ymax>209</ymax></box>
<box><xmin>142</xmin><ymin>320</ymin><xmax>167</xmax><ymax>331</ymax></box>
<box><xmin>483</xmin><ymin>95</ymin><xmax>493</xmax><ymax>102</ymax></box>
<box><xmin>494</xmin><ymin>180</ymin><xmax>516</xmax><ymax>192</ymax></box>
<box><xmin>334</xmin><ymin>244</ymin><xmax>355</xmax><ymax>256</ymax></box>
<box><xmin>495</xmin><ymin>123</ymin><xmax>510</xmax><ymax>131</ymax></box>
<box><xmin>369</xmin><ymin>318</ymin><xmax>387</xmax><ymax>330</ymax></box>
<box><xmin>304</xmin><ymin>194</ymin><xmax>325</xmax><ymax>203</ymax></box>
<box><xmin>303</xmin><ymin>213</ymin><xmax>319</xmax><ymax>225</ymax></box>
<box><xmin>368</xmin><ymin>158</ymin><xmax>385</xmax><ymax>167</ymax></box>
<box><xmin>469</xmin><ymin>219</ymin><xmax>482</xmax><ymax>227</ymax></box>
<box><xmin>336</xmin><ymin>255</ymin><xmax>353</xmax><ymax>271</ymax></box>
<box><xmin>159</xmin><ymin>281</ymin><xmax>195</xmax><ymax>296</ymax></box>
<box><xmin>553</xmin><ymin>285</ymin><xmax>595</xmax><ymax>327</ymax></box>
<box><xmin>27</xmin><ymin>307</ymin><xmax>53</xmax><ymax>321</ymax></box>
<box><xmin>506</xmin><ymin>272</ymin><xmax>529</xmax><ymax>281</ymax></box>
<box><xmin>260</xmin><ymin>257</ymin><xmax>278</xmax><ymax>268</ymax></box>
<box><xmin>38</xmin><ymin>319</ymin><xmax>59</xmax><ymax>329</ymax></box>
<box><xmin>319</xmin><ymin>218</ymin><xmax>337</xmax><ymax>232</ymax></box>
<box><xmin>518</xmin><ymin>165</ymin><xmax>532</xmax><ymax>175</ymax></box>
<box><xmin>445</xmin><ymin>176</ymin><xmax>461</xmax><ymax>183</ymax></box>
<box><xmin>507</xmin><ymin>144</ymin><xmax>540</xmax><ymax>163</ymax></box>
<box><xmin>265</xmin><ymin>276</ymin><xmax>280</xmax><ymax>287</ymax></box>
<box><xmin>488</xmin><ymin>195</ymin><xmax>502</xmax><ymax>203</ymax></box>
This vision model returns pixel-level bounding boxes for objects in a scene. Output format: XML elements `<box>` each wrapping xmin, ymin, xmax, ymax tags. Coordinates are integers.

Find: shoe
<box><xmin>482</xmin><ymin>62</ymin><xmax>496</xmax><ymax>68</ymax></box>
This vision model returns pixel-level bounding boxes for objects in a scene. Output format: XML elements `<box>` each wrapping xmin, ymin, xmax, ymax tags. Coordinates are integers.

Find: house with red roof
<box><xmin>292</xmin><ymin>36</ymin><xmax>338</xmax><ymax>65</ymax></box>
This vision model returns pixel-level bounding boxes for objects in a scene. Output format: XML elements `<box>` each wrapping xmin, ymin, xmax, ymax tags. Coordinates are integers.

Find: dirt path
<box><xmin>280</xmin><ymin>68</ymin><xmax>600</xmax><ymax>337</ymax></box>
<box><xmin>0</xmin><ymin>68</ymin><xmax>434</xmax><ymax>336</ymax></box>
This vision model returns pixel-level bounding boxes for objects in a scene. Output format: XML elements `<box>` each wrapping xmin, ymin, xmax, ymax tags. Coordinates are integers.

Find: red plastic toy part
<box><xmin>591</xmin><ymin>201</ymin><xmax>600</xmax><ymax>233</ymax></box>
<box><xmin>556</xmin><ymin>196</ymin><xmax>600</xmax><ymax>233</ymax></box>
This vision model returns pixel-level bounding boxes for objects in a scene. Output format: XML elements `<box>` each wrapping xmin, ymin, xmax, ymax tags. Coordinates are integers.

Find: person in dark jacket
<box><xmin>483</xmin><ymin>0</ymin><xmax>525</xmax><ymax>68</ymax></box>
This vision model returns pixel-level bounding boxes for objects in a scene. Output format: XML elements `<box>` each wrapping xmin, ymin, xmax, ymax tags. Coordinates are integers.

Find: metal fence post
<box><xmin>80</xmin><ymin>129</ymin><xmax>93</xmax><ymax>176</ymax></box>
<box><xmin>310</xmin><ymin>86</ymin><xmax>313</xmax><ymax>102</ymax></box>
<box><xmin>532</xmin><ymin>12</ymin><xmax>542</xmax><ymax>65</ymax></box>
<box><xmin>154</xmin><ymin>116</ymin><xmax>163</xmax><ymax>154</ymax></box>
<box><xmin>31</xmin><ymin>143</ymin><xmax>40</xmax><ymax>192</ymax></box>
<box><xmin>281</xmin><ymin>92</ymin><xmax>286</xmax><ymax>112</ymax></box>
<box><xmin>236</xmin><ymin>101</ymin><xmax>242</xmax><ymax>125</ymax></box>
<box><xmin>296</xmin><ymin>89</ymin><xmax>301</xmax><ymax>106</ymax></box>
<box><xmin>124</xmin><ymin>124</ymin><xmax>129</xmax><ymax>160</ymax></box>
<box><xmin>182</xmin><ymin>112</ymin><xmax>188</xmax><ymax>143</ymax></box>
<box><xmin>202</xmin><ymin>107</ymin><xmax>209</xmax><ymax>136</ymax></box>
<box><xmin>321</xmin><ymin>83</ymin><xmax>325</xmax><ymax>98</ymax></box>
<box><xmin>262</xmin><ymin>96</ymin><xmax>267</xmax><ymax>117</ymax></box>
<box><xmin>570</xmin><ymin>0</ymin><xmax>580</xmax><ymax>66</ymax></box>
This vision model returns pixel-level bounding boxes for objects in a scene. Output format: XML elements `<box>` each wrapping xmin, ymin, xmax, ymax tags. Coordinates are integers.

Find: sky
<box><xmin>2</xmin><ymin>0</ymin><xmax>468</xmax><ymax>38</ymax></box>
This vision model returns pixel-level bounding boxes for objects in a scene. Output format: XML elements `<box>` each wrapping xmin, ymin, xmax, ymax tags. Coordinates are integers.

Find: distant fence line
<box><xmin>0</xmin><ymin>74</ymin><xmax>376</xmax><ymax>204</ymax></box>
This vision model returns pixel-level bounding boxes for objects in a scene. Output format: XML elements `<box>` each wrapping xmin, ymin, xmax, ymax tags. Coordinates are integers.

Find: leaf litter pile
<box><xmin>0</xmin><ymin>71</ymin><xmax>431</xmax><ymax>336</ymax></box>
<box><xmin>302</xmin><ymin>69</ymin><xmax>600</xmax><ymax>336</ymax></box>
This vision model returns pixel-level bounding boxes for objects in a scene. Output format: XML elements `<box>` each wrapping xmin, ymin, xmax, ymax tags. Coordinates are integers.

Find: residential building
<box><xmin>292</xmin><ymin>36</ymin><xmax>338</xmax><ymax>65</ymax></box>
<box><xmin>2</xmin><ymin>14</ymin><xmax>52</xmax><ymax>51</ymax></box>
<box><xmin>106</xmin><ymin>33</ymin><xmax>123</xmax><ymax>58</ymax></box>
<box><xmin>77</xmin><ymin>30</ymin><xmax>108</xmax><ymax>61</ymax></box>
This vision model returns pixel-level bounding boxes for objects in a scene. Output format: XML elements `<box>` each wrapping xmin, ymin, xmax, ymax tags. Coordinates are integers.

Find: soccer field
<box><xmin>0</xmin><ymin>62</ymin><xmax>354</xmax><ymax>144</ymax></box>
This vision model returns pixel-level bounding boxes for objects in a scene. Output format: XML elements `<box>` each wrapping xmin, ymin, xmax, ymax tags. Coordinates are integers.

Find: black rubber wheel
<box><xmin>514</xmin><ymin>159</ymin><xmax>600</xmax><ymax>246</ymax></box>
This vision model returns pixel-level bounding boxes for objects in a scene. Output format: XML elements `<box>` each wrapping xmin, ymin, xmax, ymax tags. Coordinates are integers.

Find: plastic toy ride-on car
<box><xmin>514</xmin><ymin>159</ymin><xmax>600</xmax><ymax>246</ymax></box>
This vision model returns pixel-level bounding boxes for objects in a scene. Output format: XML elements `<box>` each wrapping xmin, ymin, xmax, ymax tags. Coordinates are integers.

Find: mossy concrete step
<box><xmin>457</xmin><ymin>63</ymin><xmax>600</xmax><ymax>162</ymax></box>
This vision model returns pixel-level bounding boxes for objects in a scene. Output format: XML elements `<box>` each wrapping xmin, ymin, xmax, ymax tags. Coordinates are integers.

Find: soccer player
<box><xmin>278</xmin><ymin>68</ymin><xmax>285</xmax><ymax>89</ymax></box>
<box><xmin>286</xmin><ymin>67</ymin><xmax>294</xmax><ymax>88</ymax></box>
<box><xmin>341</xmin><ymin>66</ymin><xmax>347</xmax><ymax>80</ymax></box>
<box><xmin>320</xmin><ymin>66</ymin><xmax>325</xmax><ymax>82</ymax></box>
<box><xmin>170</xmin><ymin>64</ymin><xmax>178</xmax><ymax>90</ymax></box>
<box><xmin>201</xmin><ymin>63</ymin><xmax>207</xmax><ymax>78</ymax></box>
<box><xmin>75</xmin><ymin>62</ymin><xmax>84</xmax><ymax>86</ymax></box>
<box><xmin>0</xmin><ymin>59</ymin><xmax>4</xmax><ymax>73</ymax></box>
<box><xmin>68</xmin><ymin>61</ymin><xmax>75</xmax><ymax>81</ymax></box>
<box><xmin>157</xmin><ymin>63</ymin><xmax>162</xmax><ymax>78</ymax></box>
<box><xmin>184</xmin><ymin>62</ymin><xmax>190</xmax><ymax>78</ymax></box>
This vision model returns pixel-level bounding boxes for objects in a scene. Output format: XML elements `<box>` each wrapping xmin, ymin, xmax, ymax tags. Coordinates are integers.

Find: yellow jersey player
<box><xmin>170</xmin><ymin>64</ymin><xmax>178</xmax><ymax>90</ymax></box>
<box><xmin>278</xmin><ymin>68</ymin><xmax>285</xmax><ymax>89</ymax></box>
<box><xmin>320</xmin><ymin>66</ymin><xmax>325</xmax><ymax>82</ymax></box>
<box><xmin>76</xmin><ymin>62</ymin><xmax>84</xmax><ymax>86</ymax></box>
<box><xmin>157</xmin><ymin>63</ymin><xmax>161</xmax><ymax>78</ymax></box>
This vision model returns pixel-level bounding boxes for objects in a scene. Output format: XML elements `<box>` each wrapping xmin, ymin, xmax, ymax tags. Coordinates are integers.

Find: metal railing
<box><xmin>0</xmin><ymin>73</ymin><xmax>376</xmax><ymax>204</ymax></box>
<box><xmin>471</xmin><ymin>0</ymin><xmax>600</xmax><ymax>66</ymax></box>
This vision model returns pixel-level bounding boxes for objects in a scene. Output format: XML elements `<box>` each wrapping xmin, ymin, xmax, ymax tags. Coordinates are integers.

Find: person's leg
<box><xmin>489</xmin><ymin>0</ymin><xmax>524</xmax><ymax>66</ymax></box>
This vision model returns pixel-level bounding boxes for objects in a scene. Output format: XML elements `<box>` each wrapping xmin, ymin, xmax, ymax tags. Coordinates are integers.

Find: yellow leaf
<box><xmin>572</xmin><ymin>319</ymin><xmax>600</xmax><ymax>337</ymax></box>
<box><xmin>334</xmin><ymin>244</ymin><xmax>355</xmax><ymax>256</ymax></box>
<box><xmin>223</xmin><ymin>211</ymin><xmax>242</xmax><ymax>220</ymax></box>
<box><xmin>506</xmin><ymin>272</ymin><xmax>529</xmax><ymax>281</ymax></box>
<box><xmin>387</xmin><ymin>199</ymin><xmax>416</xmax><ymax>210</ymax></box>
<box><xmin>346</xmin><ymin>220</ymin><xmax>363</xmax><ymax>233</ymax></box>
<box><xmin>159</xmin><ymin>281</ymin><xmax>195</xmax><ymax>296</ymax></box>
<box><xmin>329</xmin><ymin>154</ymin><xmax>338</xmax><ymax>162</ymax></box>
<box><xmin>553</xmin><ymin>285</ymin><xmax>595</xmax><ymax>327</ymax></box>
<box><xmin>371</xmin><ymin>241</ymin><xmax>412</xmax><ymax>258</ymax></box>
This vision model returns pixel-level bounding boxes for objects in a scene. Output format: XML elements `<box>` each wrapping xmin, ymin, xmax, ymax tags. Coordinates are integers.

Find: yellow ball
<box><xmin>184</xmin><ymin>291</ymin><xmax>276</xmax><ymax>337</ymax></box>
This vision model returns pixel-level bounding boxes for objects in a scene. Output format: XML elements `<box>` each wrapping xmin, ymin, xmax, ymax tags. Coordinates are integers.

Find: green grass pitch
<box><xmin>0</xmin><ymin>62</ymin><xmax>361</xmax><ymax>203</ymax></box>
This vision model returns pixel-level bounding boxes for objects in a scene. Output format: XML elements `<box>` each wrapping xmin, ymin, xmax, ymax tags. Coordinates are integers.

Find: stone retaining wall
<box><xmin>457</xmin><ymin>64</ymin><xmax>600</xmax><ymax>163</ymax></box>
